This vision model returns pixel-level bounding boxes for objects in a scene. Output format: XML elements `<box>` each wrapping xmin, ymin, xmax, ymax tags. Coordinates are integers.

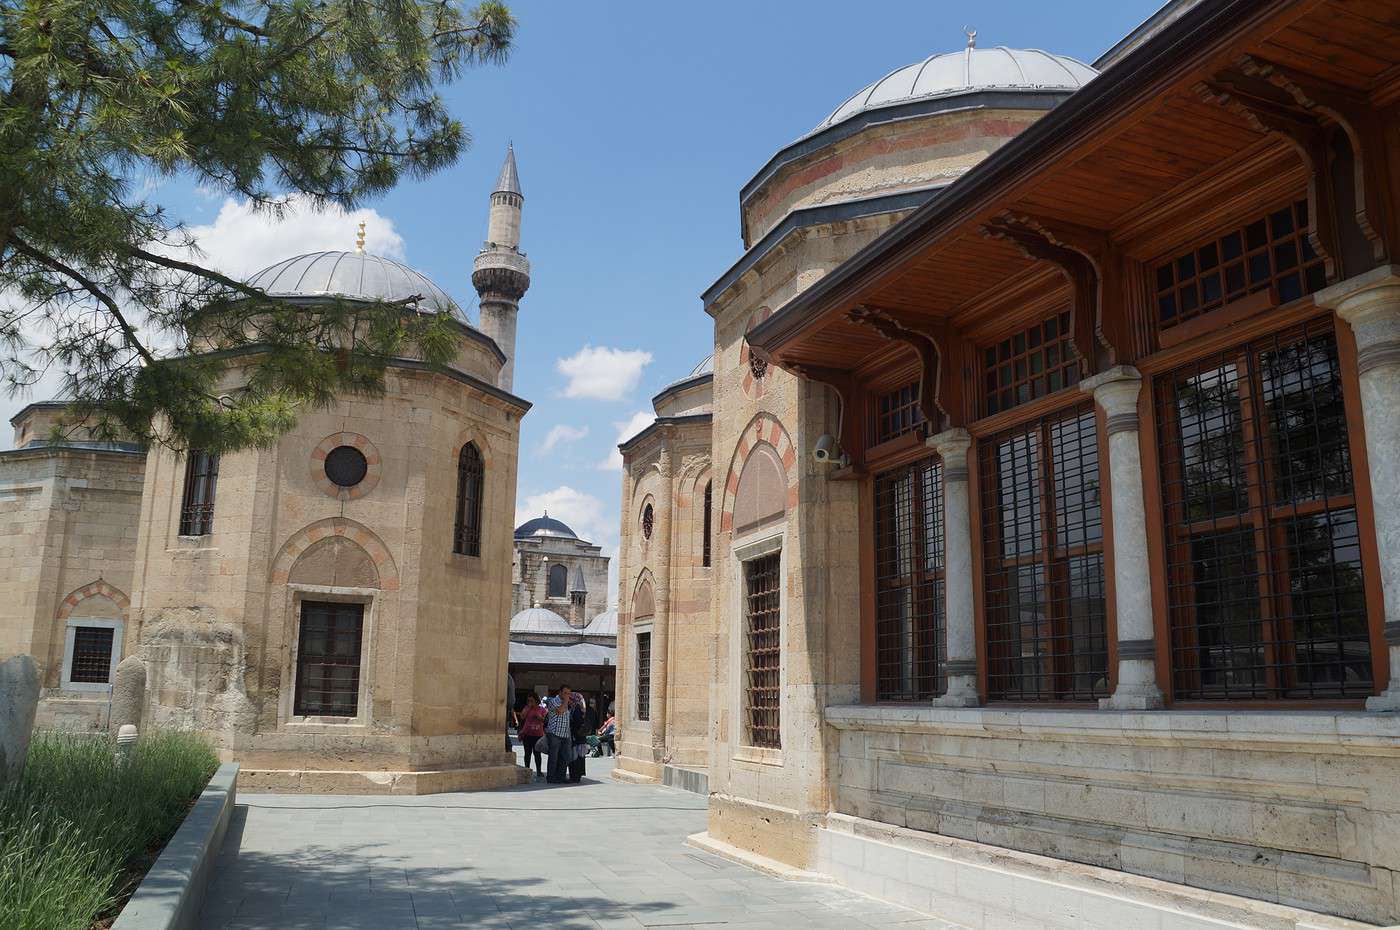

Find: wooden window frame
<box><xmin>873</xmin><ymin>453</ymin><xmax>946</xmax><ymax>702</ymax></box>
<box><xmin>1151</xmin><ymin>315</ymin><xmax>1378</xmax><ymax>702</ymax></box>
<box><xmin>975</xmin><ymin>397</ymin><xmax>1110</xmax><ymax>703</ymax></box>
<box><xmin>547</xmin><ymin>562</ymin><xmax>568</xmax><ymax>599</ymax></box>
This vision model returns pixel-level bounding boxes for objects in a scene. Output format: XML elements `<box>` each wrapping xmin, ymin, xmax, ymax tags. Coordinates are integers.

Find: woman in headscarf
<box><xmin>566</xmin><ymin>691</ymin><xmax>588</xmax><ymax>783</ymax></box>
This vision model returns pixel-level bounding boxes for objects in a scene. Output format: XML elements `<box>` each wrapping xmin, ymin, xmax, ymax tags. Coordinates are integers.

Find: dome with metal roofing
<box><xmin>585</xmin><ymin>609</ymin><xmax>617</xmax><ymax>638</ymax></box>
<box><xmin>245</xmin><ymin>251</ymin><xmax>462</xmax><ymax>318</ymax></box>
<box><xmin>509</xmin><ymin>607</ymin><xmax>575</xmax><ymax>635</ymax></box>
<box><xmin>513</xmin><ymin>513</ymin><xmax>578</xmax><ymax>540</ymax></box>
<box><xmin>817</xmin><ymin>44</ymin><xmax>1097</xmax><ymax>133</ymax></box>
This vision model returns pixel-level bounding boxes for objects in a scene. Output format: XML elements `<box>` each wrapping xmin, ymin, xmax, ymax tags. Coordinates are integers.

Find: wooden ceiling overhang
<box><xmin>749</xmin><ymin>0</ymin><xmax>1400</xmax><ymax>434</ymax></box>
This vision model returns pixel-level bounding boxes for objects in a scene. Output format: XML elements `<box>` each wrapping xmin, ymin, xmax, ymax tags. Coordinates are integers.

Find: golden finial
<box><xmin>355</xmin><ymin>221</ymin><xmax>366</xmax><ymax>254</ymax></box>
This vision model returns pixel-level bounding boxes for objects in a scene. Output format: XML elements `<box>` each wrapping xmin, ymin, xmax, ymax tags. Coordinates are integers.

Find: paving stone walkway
<box><xmin>199</xmin><ymin>753</ymin><xmax>964</xmax><ymax>930</ymax></box>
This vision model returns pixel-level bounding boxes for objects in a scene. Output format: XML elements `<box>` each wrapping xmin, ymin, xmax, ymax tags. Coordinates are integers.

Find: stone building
<box><xmin>510</xmin><ymin>513</ymin><xmax>610</xmax><ymax>625</ymax></box>
<box><xmin>1</xmin><ymin>146</ymin><xmax>537</xmax><ymax>795</ymax></box>
<box><xmin>613</xmin><ymin>355</ymin><xmax>714</xmax><ymax>789</ymax></box>
<box><xmin>617</xmin><ymin>7</ymin><xmax>1400</xmax><ymax>929</ymax></box>
<box><xmin>507</xmin><ymin>606</ymin><xmax>617</xmax><ymax>707</ymax></box>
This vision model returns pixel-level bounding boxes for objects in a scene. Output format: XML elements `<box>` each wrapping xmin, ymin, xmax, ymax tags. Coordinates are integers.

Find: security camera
<box><xmin>813</xmin><ymin>433</ymin><xmax>841</xmax><ymax>465</ymax></box>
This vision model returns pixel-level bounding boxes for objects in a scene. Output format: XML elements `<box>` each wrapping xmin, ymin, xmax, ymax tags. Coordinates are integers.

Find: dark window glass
<box><xmin>744</xmin><ymin>552</ymin><xmax>782</xmax><ymax>748</ymax></box>
<box><xmin>875</xmin><ymin>456</ymin><xmax>945</xmax><ymax>701</ymax></box>
<box><xmin>642</xmin><ymin>503</ymin><xmax>654</xmax><ymax>540</ymax></box>
<box><xmin>1153</xmin><ymin>199</ymin><xmax>1327</xmax><ymax>332</ymax></box>
<box><xmin>1157</xmin><ymin>321</ymin><xmax>1371</xmax><ymax>699</ymax></box>
<box><xmin>636</xmin><ymin>632</ymin><xmax>651</xmax><ymax>721</ymax></box>
<box><xmin>324</xmin><ymin>446</ymin><xmax>368</xmax><ymax>488</ymax></box>
<box><xmin>294</xmin><ymin>601</ymin><xmax>365</xmax><ymax>716</ymax></box>
<box><xmin>179</xmin><ymin>450</ymin><xmax>219</xmax><ymax>536</ymax></box>
<box><xmin>981</xmin><ymin>312</ymin><xmax>1081</xmax><ymax>416</ymax></box>
<box><xmin>453</xmin><ymin>444</ymin><xmax>484</xmax><ymax>556</ymax></box>
<box><xmin>70</xmin><ymin>627</ymin><xmax>115</xmax><ymax>683</ymax></box>
<box><xmin>981</xmin><ymin>404</ymin><xmax>1108</xmax><ymax>701</ymax></box>
<box><xmin>547</xmin><ymin>562</ymin><xmax>568</xmax><ymax>598</ymax></box>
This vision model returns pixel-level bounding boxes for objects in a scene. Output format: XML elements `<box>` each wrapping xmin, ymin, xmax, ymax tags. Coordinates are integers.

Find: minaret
<box><xmin>472</xmin><ymin>144</ymin><xmax>530</xmax><ymax>391</ymax></box>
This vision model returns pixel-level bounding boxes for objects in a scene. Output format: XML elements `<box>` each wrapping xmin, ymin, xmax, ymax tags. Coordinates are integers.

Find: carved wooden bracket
<box><xmin>845</xmin><ymin>306</ymin><xmax>960</xmax><ymax>430</ymax></box>
<box><xmin>979</xmin><ymin>214</ymin><xmax>1122</xmax><ymax>370</ymax></box>
<box><xmin>1196</xmin><ymin>55</ymin><xmax>1396</xmax><ymax>273</ymax></box>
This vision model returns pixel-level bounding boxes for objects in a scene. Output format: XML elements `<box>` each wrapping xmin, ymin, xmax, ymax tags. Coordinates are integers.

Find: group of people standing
<box><xmin>513</xmin><ymin>687</ymin><xmax>617</xmax><ymax>784</ymax></box>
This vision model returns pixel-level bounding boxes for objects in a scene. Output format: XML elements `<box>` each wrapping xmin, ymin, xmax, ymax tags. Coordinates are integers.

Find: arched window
<box><xmin>702</xmin><ymin>480</ymin><xmax>712</xmax><ymax>568</ymax></box>
<box><xmin>453</xmin><ymin>443</ymin><xmax>484</xmax><ymax>556</ymax></box>
<box><xmin>547</xmin><ymin>562</ymin><xmax>568</xmax><ymax>598</ymax></box>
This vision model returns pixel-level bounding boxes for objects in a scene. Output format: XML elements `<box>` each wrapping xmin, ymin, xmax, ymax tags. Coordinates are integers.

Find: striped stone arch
<box><xmin>270</xmin><ymin>518</ymin><xmax>400</xmax><ymax>591</ymax></box>
<box><xmin>57</xmin><ymin>580</ymin><xmax>130</xmax><ymax>621</ymax></box>
<box><xmin>720</xmin><ymin>413</ymin><xmax>798</xmax><ymax>534</ymax></box>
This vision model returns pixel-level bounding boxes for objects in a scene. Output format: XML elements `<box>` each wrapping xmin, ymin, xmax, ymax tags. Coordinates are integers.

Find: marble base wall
<box><xmin>826</xmin><ymin>705</ymin><xmax>1400</xmax><ymax>925</ymax></box>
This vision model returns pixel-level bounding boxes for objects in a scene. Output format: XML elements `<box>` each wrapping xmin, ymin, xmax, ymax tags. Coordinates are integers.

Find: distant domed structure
<box><xmin>509</xmin><ymin>606</ymin><xmax>576</xmax><ymax>636</ymax></box>
<box><xmin>245</xmin><ymin>251</ymin><xmax>462</xmax><ymax>318</ymax></box>
<box><xmin>816</xmin><ymin>46</ymin><xmax>1096</xmax><ymax>132</ymax></box>
<box><xmin>513</xmin><ymin>513</ymin><xmax>578</xmax><ymax>540</ymax></box>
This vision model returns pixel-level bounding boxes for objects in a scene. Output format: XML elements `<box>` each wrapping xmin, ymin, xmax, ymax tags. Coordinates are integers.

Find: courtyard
<box><xmin>198</xmin><ymin>754</ymin><xmax>961</xmax><ymax>930</ymax></box>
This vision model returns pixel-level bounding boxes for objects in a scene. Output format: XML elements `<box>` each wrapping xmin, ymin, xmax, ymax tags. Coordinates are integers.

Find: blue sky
<box><xmin>4</xmin><ymin>0</ymin><xmax>1165</xmax><ymax>596</ymax></box>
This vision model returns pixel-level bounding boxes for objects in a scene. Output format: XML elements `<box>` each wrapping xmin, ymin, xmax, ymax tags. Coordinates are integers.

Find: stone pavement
<box><xmin>199</xmin><ymin>753</ymin><xmax>965</xmax><ymax>930</ymax></box>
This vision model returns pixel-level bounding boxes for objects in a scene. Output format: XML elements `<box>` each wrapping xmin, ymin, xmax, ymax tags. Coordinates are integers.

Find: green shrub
<box><xmin>0</xmin><ymin>730</ymin><xmax>219</xmax><ymax>930</ymax></box>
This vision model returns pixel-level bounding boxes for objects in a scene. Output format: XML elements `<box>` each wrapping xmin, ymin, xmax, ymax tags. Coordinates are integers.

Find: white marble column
<box><xmin>928</xmin><ymin>429</ymin><xmax>979</xmax><ymax>707</ymax></box>
<box><xmin>1316</xmin><ymin>265</ymin><xmax>1400</xmax><ymax>711</ymax></box>
<box><xmin>1080</xmin><ymin>366</ymin><xmax>1165</xmax><ymax>710</ymax></box>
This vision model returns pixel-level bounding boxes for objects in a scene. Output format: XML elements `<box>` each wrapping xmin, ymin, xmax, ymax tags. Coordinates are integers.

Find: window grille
<box><xmin>1154</xmin><ymin>199</ymin><xmax>1326</xmax><ymax>331</ymax></box>
<box><xmin>874</xmin><ymin>456</ymin><xmax>946</xmax><ymax>701</ymax></box>
<box><xmin>179</xmin><ymin>450</ymin><xmax>218</xmax><ymax>536</ymax></box>
<box><xmin>642</xmin><ymin>503</ymin><xmax>654</xmax><ymax>540</ymax></box>
<box><xmin>454</xmin><ymin>444</ymin><xmax>484</xmax><ymax>556</ymax></box>
<box><xmin>744</xmin><ymin>552</ymin><xmax>782</xmax><ymax>748</ymax></box>
<box><xmin>980</xmin><ymin>403</ymin><xmax>1108</xmax><ymax>701</ymax></box>
<box><xmin>70</xmin><ymin>627</ymin><xmax>115</xmax><ymax>683</ymax></box>
<box><xmin>702</xmin><ymin>481</ymin><xmax>712</xmax><ymax>568</ymax></box>
<box><xmin>1155</xmin><ymin>319</ymin><xmax>1371</xmax><ymax>700</ymax></box>
<box><xmin>982</xmin><ymin>312</ymin><xmax>1081</xmax><ymax>416</ymax></box>
<box><xmin>635</xmin><ymin>632</ymin><xmax>651</xmax><ymax>721</ymax></box>
<box><xmin>869</xmin><ymin>381</ymin><xmax>924</xmax><ymax>446</ymax></box>
<box><xmin>294</xmin><ymin>601</ymin><xmax>365</xmax><ymax>716</ymax></box>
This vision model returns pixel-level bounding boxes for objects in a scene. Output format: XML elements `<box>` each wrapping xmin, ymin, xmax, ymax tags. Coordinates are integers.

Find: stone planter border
<box><xmin>112</xmin><ymin>762</ymin><xmax>239</xmax><ymax>930</ymax></box>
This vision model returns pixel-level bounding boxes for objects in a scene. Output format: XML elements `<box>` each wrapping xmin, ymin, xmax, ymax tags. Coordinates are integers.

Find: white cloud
<box><xmin>596</xmin><ymin>409</ymin><xmax>655</xmax><ymax>472</ymax></box>
<box><xmin>555</xmin><ymin>345</ymin><xmax>652</xmax><ymax>401</ymax></box>
<box><xmin>183</xmin><ymin>194</ymin><xmax>405</xmax><ymax>279</ymax></box>
<box><xmin>539</xmin><ymin>423</ymin><xmax>588</xmax><ymax>453</ymax></box>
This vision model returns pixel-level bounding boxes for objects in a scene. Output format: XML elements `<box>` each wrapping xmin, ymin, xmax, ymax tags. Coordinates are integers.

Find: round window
<box><xmin>324</xmin><ymin>445</ymin><xmax>369</xmax><ymax>488</ymax></box>
<box><xmin>642</xmin><ymin>503</ymin><xmax>654</xmax><ymax>540</ymax></box>
<box><xmin>749</xmin><ymin>354</ymin><xmax>769</xmax><ymax>380</ymax></box>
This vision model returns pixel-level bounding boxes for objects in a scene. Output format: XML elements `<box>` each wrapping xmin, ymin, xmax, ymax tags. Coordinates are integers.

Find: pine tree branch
<box><xmin>9</xmin><ymin>237</ymin><xmax>158</xmax><ymax>366</ymax></box>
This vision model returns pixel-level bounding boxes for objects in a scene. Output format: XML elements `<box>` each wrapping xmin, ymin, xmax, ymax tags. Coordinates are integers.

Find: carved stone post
<box><xmin>1080</xmin><ymin>366</ymin><xmax>1165</xmax><ymax>710</ymax></box>
<box><xmin>1317</xmin><ymin>266</ymin><xmax>1400</xmax><ymax>710</ymax></box>
<box><xmin>650</xmin><ymin>447</ymin><xmax>674</xmax><ymax>757</ymax></box>
<box><xmin>928</xmin><ymin>429</ymin><xmax>979</xmax><ymax>707</ymax></box>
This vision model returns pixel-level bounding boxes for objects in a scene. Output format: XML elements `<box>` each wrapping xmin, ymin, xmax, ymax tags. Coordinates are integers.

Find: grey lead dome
<box><xmin>818</xmin><ymin>46</ymin><xmax>1097</xmax><ymax>132</ymax></box>
<box><xmin>245</xmin><ymin>251</ymin><xmax>463</xmax><ymax>318</ymax></box>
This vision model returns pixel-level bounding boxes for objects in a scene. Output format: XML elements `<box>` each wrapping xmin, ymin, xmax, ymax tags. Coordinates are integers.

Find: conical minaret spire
<box><xmin>472</xmin><ymin>144</ymin><xmax>530</xmax><ymax>391</ymax></box>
